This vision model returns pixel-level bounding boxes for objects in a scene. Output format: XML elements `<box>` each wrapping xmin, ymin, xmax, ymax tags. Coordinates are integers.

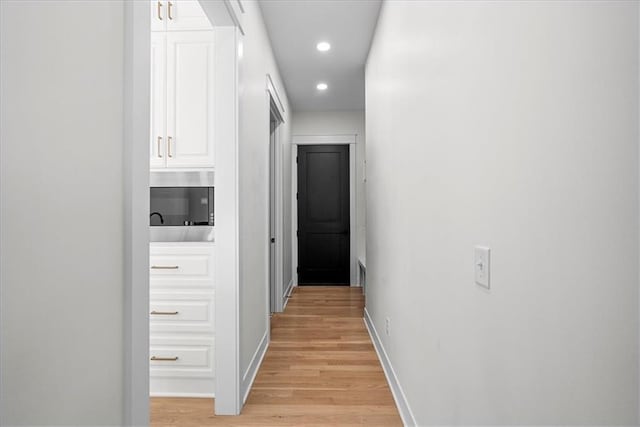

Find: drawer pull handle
<box><xmin>150</xmin><ymin>310</ymin><xmax>179</xmax><ymax>315</ymax></box>
<box><xmin>151</xmin><ymin>265</ymin><xmax>179</xmax><ymax>270</ymax></box>
<box><xmin>151</xmin><ymin>356</ymin><xmax>178</xmax><ymax>362</ymax></box>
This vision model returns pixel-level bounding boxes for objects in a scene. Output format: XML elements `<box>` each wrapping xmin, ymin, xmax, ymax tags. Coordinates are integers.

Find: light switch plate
<box><xmin>474</xmin><ymin>246</ymin><xmax>490</xmax><ymax>289</ymax></box>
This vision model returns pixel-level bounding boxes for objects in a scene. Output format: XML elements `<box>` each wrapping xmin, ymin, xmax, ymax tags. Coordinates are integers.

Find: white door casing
<box><xmin>126</xmin><ymin>1</ymin><xmax>244</xmax><ymax>423</ymax></box>
<box><xmin>291</xmin><ymin>135</ymin><xmax>358</xmax><ymax>287</ymax></box>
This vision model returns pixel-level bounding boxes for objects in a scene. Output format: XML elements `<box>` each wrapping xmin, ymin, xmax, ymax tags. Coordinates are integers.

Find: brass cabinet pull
<box><xmin>157</xmin><ymin>1</ymin><xmax>162</xmax><ymax>20</ymax></box>
<box><xmin>167</xmin><ymin>136</ymin><xmax>173</xmax><ymax>158</ymax></box>
<box><xmin>151</xmin><ymin>265</ymin><xmax>179</xmax><ymax>270</ymax></box>
<box><xmin>157</xmin><ymin>136</ymin><xmax>163</xmax><ymax>158</ymax></box>
<box><xmin>150</xmin><ymin>310</ymin><xmax>179</xmax><ymax>315</ymax></box>
<box><xmin>168</xmin><ymin>1</ymin><xmax>173</xmax><ymax>20</ymax></box>
<box><xmin>151</xmin><ymin>356</ymin><xmax>178</xmax><ymax>361</ymax></box>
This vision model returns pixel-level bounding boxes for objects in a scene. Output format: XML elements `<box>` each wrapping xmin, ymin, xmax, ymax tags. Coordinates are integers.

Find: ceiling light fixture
<box><xmin>316</xmin><ymin>82</ymin><xmax>328</xmax><ymax>91</ymax></box>
<box><xmin>316</xmin><ymin>42</ymin><xmax>331</xmax><ymax>52</ymax></box>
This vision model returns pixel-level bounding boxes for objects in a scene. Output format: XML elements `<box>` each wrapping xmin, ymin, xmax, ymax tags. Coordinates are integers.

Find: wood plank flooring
<box><xmin>151</xmin><ymin>286</ymin><xmax>402</xmax><ymax>426</ymax></box>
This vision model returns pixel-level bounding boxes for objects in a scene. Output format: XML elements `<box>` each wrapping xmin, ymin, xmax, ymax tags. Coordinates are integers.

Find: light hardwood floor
<box><xmin>151</xmin><ymin>286</ymin><xmax>402</xmax><ymax>426</ymax></box>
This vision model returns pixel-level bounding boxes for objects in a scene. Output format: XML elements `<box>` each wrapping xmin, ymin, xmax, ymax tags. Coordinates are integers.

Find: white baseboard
<box><xmin>283</xmin><ymin>278</ymin><xmax>294</xmax><ymax>309</ymax></box>
<box><xmin>364</xmin><ymin>307</ymin><xmax>417</xmax><ymax>427</ymax></box>
<box><xmin>150</xmin><ymin>392</ymin><xmax>214</xmax><ymax>398</ymax></box>
<box><xmin>241</xmin><ymin>329</ymin><xmax>269</xmax><ymax>404</ymax></box>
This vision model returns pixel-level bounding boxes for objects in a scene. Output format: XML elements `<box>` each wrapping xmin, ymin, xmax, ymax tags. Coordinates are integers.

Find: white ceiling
<box><xmin>259</xmin><ymin>0</ymin><xmax>382</xmax><ymax>112</ymax></box>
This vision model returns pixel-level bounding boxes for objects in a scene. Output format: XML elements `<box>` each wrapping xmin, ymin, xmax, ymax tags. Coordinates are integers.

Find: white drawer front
<box><xmin>150</xmin><ymin>253</ymin><xmax>211</xmax><ymax>278</ymax></box>
<box><xmin>150</xmin><ymin>295</ymin><xmax>214</xmax><ymax>333</ymax></box>
<box><xmin>150</xmin><ymin>343</ymin><xmax>214</xmax><ymax>378</ymax></box>
<box><xmin>150</xmin><ymin>244</ymin><xmax>214</xmax><ymax>290</ymax></box>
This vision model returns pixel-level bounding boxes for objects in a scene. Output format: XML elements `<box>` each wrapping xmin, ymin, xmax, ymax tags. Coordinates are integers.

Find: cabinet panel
<box><xmin>166</xmin><ymin>31</ymin><xmax>215</xmax><ymax>168</ymax></box>
<box><xmin>151</xmin><ymin>1</ymin><xmax>211</xmax><ymax>32</ymax></box>
<box><xmin>167</xmin><ymin>1</ymin><xmax>212</xmax><ymax>32</ymax></box>
<box><xmin>150</xmin><ymin>33</ymin><xmax>166</xmax><ymax>169</ymax></box>
<box><xmin>150</xmin><ymin>0</ymin><xmax>165</xmax><ymax>32</ymax></box>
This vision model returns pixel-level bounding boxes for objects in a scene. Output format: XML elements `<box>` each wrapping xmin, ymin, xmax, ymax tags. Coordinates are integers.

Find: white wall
<box><xmin>366</xmin><ymin>1</ymin><xmax>639</xmax><ymax>425</ymax></box>
<box><xmin>238</xmin><ymin>0</ymin><xmax>292</xmax><ymax>393</ymax></box>
<box><xmin>0</xmin><ymin>1</ymin><xmax>126</xmax><ymax>424</ymax></box>
<box><xmin>292</xmin><ymin>110</ymin><xmax>367</xmax><ymax>264</ymax></box>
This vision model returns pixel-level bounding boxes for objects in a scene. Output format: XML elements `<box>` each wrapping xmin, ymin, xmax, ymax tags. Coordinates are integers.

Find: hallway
<box><xmin>151</xmin><ymin>286</ymin><xmax>401</xmax><ymax>426</ymax></box>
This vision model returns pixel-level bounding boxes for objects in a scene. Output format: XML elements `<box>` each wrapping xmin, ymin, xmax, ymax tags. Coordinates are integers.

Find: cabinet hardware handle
<box><xmin>151</xmin><ymin>356</ymin><xmax>178</xmax><ymax>361</ymax></box>
<box><xmin>167</xmin><ymin>136</ymin><xmax>173</xmax><ymax>158</ymax></box>
<box><xmin>157</xmin><ymin>136</ymin><xmax>163</xmax><ymax>158</ymax></box>
<box><xmin>151</xmin><ymin>265</ymin><xmax>179</xmax><ymax>270</ymax></box>
<box><xmin>150</xmin><ymin>310</ymin><xmax>179</xmax><ymax>315</ymax></box>
<box><xmin>168</xmin><ymin>1</ymin><xmax>173</xmax><ymax>20</ymax></box>
<box><xmin>157</xmin><ymin>1</ymin><xmax>162</xmax><ymax>20</ymax></box>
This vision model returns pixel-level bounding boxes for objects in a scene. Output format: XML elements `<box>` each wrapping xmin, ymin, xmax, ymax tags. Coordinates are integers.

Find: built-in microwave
<box><xmin>149</xmin><ymin>171</ymin><xmax>214</xmax><ymax>242</ymax></box>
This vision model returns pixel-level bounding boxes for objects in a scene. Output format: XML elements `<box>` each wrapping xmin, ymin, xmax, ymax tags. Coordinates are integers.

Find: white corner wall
<box><xmin>1</xmin><ymin>1</ymin><xmax>126</xmax><ymax>425</ymax></box>
<box><xmin>366</xmin><ymin>1</ymin><xmax>639</xmax><ymax>425</ymax></box>
<box><xmin>292</xmin><ymin>111</ymin><xmax>367</xmax><ymax>265</ymax></box>
<box><xmin>238</xmin><ymin>0</ymin><xmax>292</xmax><ymax>394</ymax></box>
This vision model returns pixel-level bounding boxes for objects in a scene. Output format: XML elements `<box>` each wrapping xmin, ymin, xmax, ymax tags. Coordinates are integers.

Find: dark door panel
<box><xmin>298</xmin><ymin>145</ymin><xmax>349</xmax><ymax>285</ymax></box>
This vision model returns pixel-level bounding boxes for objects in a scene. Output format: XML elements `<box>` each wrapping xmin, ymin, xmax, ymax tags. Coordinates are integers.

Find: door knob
<box><xmin>270</xmin><ymin>237</ymin><xmax>275</xmax><ymax>243</ymax></box>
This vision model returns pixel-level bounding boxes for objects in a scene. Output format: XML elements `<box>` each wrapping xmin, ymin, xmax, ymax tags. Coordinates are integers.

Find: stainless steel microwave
<box><xmin>149</xmin><ymin>171</ymin><xmax>214</xmax><ymax>242</ymax></box>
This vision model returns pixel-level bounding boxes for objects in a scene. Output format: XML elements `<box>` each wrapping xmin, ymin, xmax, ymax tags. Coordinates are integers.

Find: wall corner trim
<box><xmin>241</xmin><ymin>329</ymin><xmax>270</xmax><ymax>404</ymax></box>
<box><xmin>364</xmin><ymin>307</ymin><xmax>417</xmax><ymax>427</ymax></box>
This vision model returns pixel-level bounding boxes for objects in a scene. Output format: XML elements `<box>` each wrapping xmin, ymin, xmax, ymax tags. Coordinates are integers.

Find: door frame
<box><xmin>291</xmin><ymin>135</ymin><xmax>358</xmax><ymax>286</ymax></box>
<box><xmin>123</xmin><ymin>1</ymin><xmax>243</xmax><ymax>423</ymax></box>
<box><xmin>267</xmin><ymin>74</ymin><xmax>285</xmax><ymax>313</ymax></box>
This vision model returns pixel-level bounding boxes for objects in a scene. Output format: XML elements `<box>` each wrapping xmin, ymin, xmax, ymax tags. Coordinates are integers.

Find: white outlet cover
<box><xmin>474</xmin><ymin>246</ymin><xmax>490</xmax><ymax>289</ymax></box>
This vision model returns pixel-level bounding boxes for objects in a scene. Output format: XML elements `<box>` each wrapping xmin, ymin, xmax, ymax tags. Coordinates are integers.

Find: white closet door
<box><xmin>166</xmin><ymin>31</ymin><xmax>215</xmax><ymax>168</ymax></box>
<box><xmin>166</xmin><ymin>1</ymin><xmax>212</xmax><ymax>32</ymax></box>
<box><xmin>150</xmin><ymin>32</ymin><xmax>167</xmax><ymax>169</ymax></box>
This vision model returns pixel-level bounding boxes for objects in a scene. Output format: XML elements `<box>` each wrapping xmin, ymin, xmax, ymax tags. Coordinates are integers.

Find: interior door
<box><xmin>297</xmin><ymin>145</ymin><xmax>350</xmax><ymax>285</ymax></box>
<box><xmin>166</xmin><ymin>31</ymin><xmax>215</xmax><ymax>168</ymax></box>
<box><xmin>150</xmin><ymin>32</ymin><xmax>166</xmax><ymax>169</ymax></box>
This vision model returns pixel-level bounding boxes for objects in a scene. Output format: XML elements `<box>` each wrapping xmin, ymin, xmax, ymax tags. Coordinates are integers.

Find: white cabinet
<box><xmin>150</xmin><ymin>31</ymin><xmax>215</xmax><ymax>169</ymax></box>
<box><xmin>149</xmin><ymin>242</ymin><xmax>215</xmax><ymax>397</ymax></box>
<box><xmin>150</xmin><ymin>33</ymin><xmax>166</xmax><ymax>169</ymax></box>
<box><xmin>151</xmin><ymin>0</ymin><xmax>212</xmax><ymax>32</ymax></box>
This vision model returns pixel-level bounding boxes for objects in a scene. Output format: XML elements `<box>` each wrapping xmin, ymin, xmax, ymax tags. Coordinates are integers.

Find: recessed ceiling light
<box><xmin>316</xmin><ymin>42</ymin><xmax>331</xmax><ymax>52</ymax></box>
<box><xmin>316</xmin><ymin>82</ymin><xmax>328</xmax><ymax>91</ymax></box>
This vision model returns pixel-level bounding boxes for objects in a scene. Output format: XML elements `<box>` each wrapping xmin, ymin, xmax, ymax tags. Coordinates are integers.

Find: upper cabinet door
<box><xmin>166</xmin><ymin>1</ymin><xmax>212</xmax><ymax>32</ymax></box>
<box><xmin>151</xmin><ymin>1</ymin><xmax>166</xmax><ymax>32</ymax></box>
<box><xmin>152</xmin><ymin>1</ymin><xmax>211</xmax><ymax>32</ymax></box>
<box><xmin>166</xmin><ymin>31</ymin><xmax>215</xmax><ymax>168</ymax></box>
<box><xmin>150</xmin><ymin>33</ymin><xmax>167</xmax><ymax>169</ymax></box>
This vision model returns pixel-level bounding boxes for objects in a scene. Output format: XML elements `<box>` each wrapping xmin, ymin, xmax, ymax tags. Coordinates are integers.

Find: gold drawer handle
<box><xmin>151</xmin><ymin>265</ymin><xmax>179</xmax><ymax>270</ymax></box>
<box><xmin>150</xmin><ymin>310</ymin><xmax>179</xmax><ymax>315</ymax></box>
<box><xmin>151</xmin><ymin>356</ymin><xmax>178</xmax><ymax>362</ymax></box>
